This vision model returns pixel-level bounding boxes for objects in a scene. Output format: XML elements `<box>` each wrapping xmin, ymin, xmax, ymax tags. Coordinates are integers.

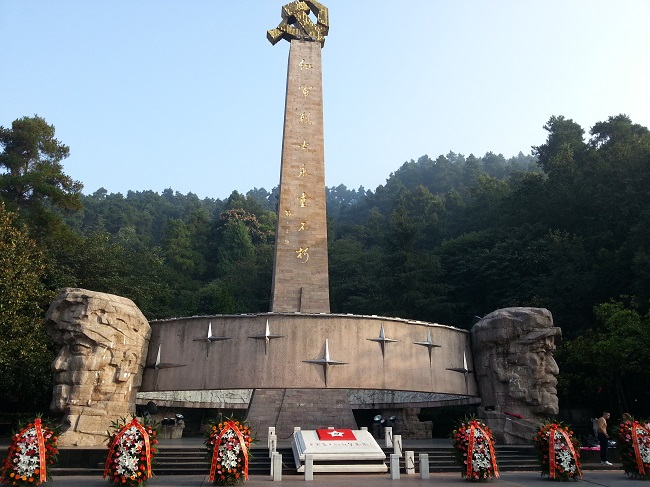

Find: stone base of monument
<box><xmin>292</xmin><ymin>429</ymin><xmax>387</xmax><ymax>473</ymax></box>
<box><xmin>480</xmin><ymin>411</ymin><xmax>538</xmax><ymax>445</ymax></box>
<box><xmin>159</xmin><ymin>424</ymin><xmax>184</xmax><ymax>439</ymax></box>
<box><xmin>247</xmin><ymin>388</ymin><xmax>357</xmax><ymax>441</ymax></box>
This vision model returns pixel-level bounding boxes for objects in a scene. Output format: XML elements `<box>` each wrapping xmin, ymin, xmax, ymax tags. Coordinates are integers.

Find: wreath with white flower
<box><xmin>533</xmin><ymin>421</ymin><xmax>581</xmax><ymax>481</ymax></box>
<box><xmin>618</xmin><ymin>418</ymin><xmax>650</xmax><ymax>479</ymax></box>
<box><xmin>103</xmin><ymin>417</ymin><xmax>158</xmax><ymax>486</ymax></box>
<box><xmin>1</xmin><ymin>418</ymin><xmax>59</xmax><ymax>486</ymax></box>
<box><xmin>205</xmin><ymin>417</ymin><xmax>254</xmax><ymax>485</ymax></box>
<box><xmin>450</xmin><ymin>418</ymin><xmax>499</xmax><ymax>481</ymax></box>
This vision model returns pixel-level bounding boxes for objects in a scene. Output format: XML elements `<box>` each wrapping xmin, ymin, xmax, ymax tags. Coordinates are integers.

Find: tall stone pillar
<box><xmin>271</xmin><ymin>39</ymin><xmax>330</xmax><ymax>313</ymax></box>
<box><xmin>246</xmin><ymin>2</ymin><xmax>357</xmax><ymax>439</ymax></box>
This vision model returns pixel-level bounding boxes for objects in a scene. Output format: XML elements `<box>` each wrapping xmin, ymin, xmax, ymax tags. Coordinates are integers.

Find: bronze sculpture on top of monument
<box><xmin>44</xmin><ymin>1</ymin><xmax>562</xmax><ymax>447</ymax></box>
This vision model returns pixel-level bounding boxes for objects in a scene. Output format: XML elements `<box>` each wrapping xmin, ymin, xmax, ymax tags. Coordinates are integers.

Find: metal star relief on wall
<box><xmin>413</xmin><ymin>329</ymin><xmax>442</xmax><ymax>365</ymax></box>
<box><xmin>268</xmin><ymin>1</ymin><xmax>329</xmax><ymax>46</ymax></box>
<box><xmin>147</xmin><ymin>345</ymin><xmax>186</xmax><ymax>370</ymax></box>
<box><xmin>367</xmin><ymin>324</ymin><xmax>398</xmax><ymax>358</ymax></box>
<box><xmin>303</xmin><ymin>338</ymin><xmax>348</xmax><ymax>386</ymax></box>
<box><xmin>446</xmin><ymin>351</ymin><xmax>473</xmax><ymax>394</ymax></box>
<box><xmin>248</xmin><ymin>319</ymin><xmax>284</xmax><ymax>355</ymax></box>
<box><xmin>446</xmin><ymin>351</ymin><xmax>472</xmax><ymax>375</ymax></box>
<box><xmin>193</xmin><ymin>322</ymin><xmax>231</xmax><ymax>343</ymax></box>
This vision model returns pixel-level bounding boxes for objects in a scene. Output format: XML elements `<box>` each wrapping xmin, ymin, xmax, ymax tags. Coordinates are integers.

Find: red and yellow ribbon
<box><xmin>548</xmin><ymin>425</ymin><xmax>581</xmax><ymax>479</ymax></box>
<box><xmin>34</xmin><ymin>419</ymin><xmax>47</xmax><ymax>483</ymax></box>
<box><xmin>103</xmin><ymin>418</ymin><xmax>153</xmax><ymax>480</ymax></box>
<box><xmin>209</xmin><ymin>420</ymin><xmax>250</xmax><ymax>482</ymax></box>
<box><xmin>632</xmin><ymin>422</ymin><xmax>650</xmax><ymax>476</ymax></box>
<box><xmin>465</xmin><ymin>421</ymin><xmax>499</xmax><ymax>479</ymax></box>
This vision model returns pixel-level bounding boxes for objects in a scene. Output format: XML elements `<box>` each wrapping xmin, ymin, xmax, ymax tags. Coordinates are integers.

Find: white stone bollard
<box><xmin>405</xmin><ymin>451</ymin><xmax>415</xmax><ymax>475</ymax></box>
<box><xmin>272</xmin><ymin>452</ymin><xmax>282</xmax><ymax>481</ymax></box>
<box><xmin>390</xmin><ymin>453</ymin><xmax>400</xmax><ymax>479</ymax></box>
<box><xmin>384</xmin><ymin>426</ymin><xmax>393</xmax><ymax>447</ymax></box>
<box><xmin>269</xmin><ymin>434</ymin><xmax>277</xmax><ymax>458</ymax></box>
<box><xmin>393</xmin><ymin>434</ymin><xmax>403</xmax><ymax>457</ymax></box>
<box><xmin>270</xmin><ymin>450</ymin><xmax>274</xmax><ymax>477</ymax></box>
<box><xmin>268</xmin><ymin>426</ymin><xmax>276</xmax><ymax>448</ymax></box>
<box><xmin>419</xmin><ymin>453</ymin><xmax>430</xmax><ymax>479</ymax></box>
<box><xmin>304</xmin><ymin>454</ymin><xmax>314</xmax><ymax>481</ymax></box>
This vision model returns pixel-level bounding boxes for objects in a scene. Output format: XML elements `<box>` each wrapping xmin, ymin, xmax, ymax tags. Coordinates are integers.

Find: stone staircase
<box><xmin>152</xmin><ymin>446</ymin><xmax>296</xmax><ymax>476</ymax></box>
<box><xmin>51</xmin><ymin>442</ymin><xmax>616</xmax><ymax>476</ymax></box>
<box><xmin>390</xmin><ymin>446</ymin><xmax>538</xmax><ymax>474</ymax></box>
<box><xmin>142</xmin><ymin>444</ymin><xmax>538</xmax><ymax>476</ymax></box>
<box><xmin>51</xmin><ymin>445</ymin><xmax>296</xmax><ymax>477</ymax></box>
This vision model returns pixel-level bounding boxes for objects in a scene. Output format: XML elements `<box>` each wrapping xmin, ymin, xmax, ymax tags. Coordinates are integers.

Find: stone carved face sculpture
<box><xmin>45</xmin><ymin>288</ymin><xmax>150</xmax><ymax>446</ymax></box>
<box><xmin>471</xmin><ymin>307</ymin><xmax>561</xmax><ymax>417</ymax></box>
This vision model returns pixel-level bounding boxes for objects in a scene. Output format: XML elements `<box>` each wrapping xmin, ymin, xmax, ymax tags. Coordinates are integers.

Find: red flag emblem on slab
<box><xmin>316</xmin><ymin>429</ymin><xmax>357</xmax><ymax>441</ymax></box>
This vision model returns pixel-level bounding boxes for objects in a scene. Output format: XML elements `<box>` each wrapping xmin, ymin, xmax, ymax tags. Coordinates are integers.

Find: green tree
<box><xmin>328</xmin><ymin>238</ymin><xmax>383</xmax><ymax>314</ymax></box>
<box><xmin>532</xmin><ymin>115</ymin><xmax>586</xmax><ymax>173</ymax></box>
<box><xmin>0</xmin><ymin>204</ymin><xmax>53</xmax><ymax>412</ymax></box>
<box><xmin>60</xmin><ymin>229</ymin><xmax>171</xmax><ymax>318</ymax></box>
<box><xmin>0</xmin><ymin>115</ymin><xmax>82</xmax><ymax>216</ymax></box>
<box><xmin>465</xmin><ymin>175</ymin><xmax>509</xmax><ymax>231</ymax></box>
<box><xmin>162</xmin><ymin>218</ymin><xmax>207</xmax><ymax>277</ymax></box>
<box><xmin>558</xmin><ymin>301</ymin><xmax>650</xmax><ymax>416</ymax></box>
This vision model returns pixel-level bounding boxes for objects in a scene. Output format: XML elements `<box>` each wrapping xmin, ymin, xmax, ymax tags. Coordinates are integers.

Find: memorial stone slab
<box><xmin>292</xmin><ymin>429</ymin><xmax>387</xmax><ymax>473</ymax></box>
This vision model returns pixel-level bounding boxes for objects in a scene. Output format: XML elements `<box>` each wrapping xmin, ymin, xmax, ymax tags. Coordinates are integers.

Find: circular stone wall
<box><xmin>140</xmin><ymin>312</ymin><xmax>477</xmax><ymax>396</ymax></box>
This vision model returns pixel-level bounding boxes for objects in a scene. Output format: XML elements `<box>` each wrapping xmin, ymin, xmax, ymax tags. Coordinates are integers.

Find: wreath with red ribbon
<box><xmin>103</xmin><ymin>417</ymin><xmax>158</xmax><ymax>486</ymax></box>
<box><xmin>205</xmin><ymin>417</ymin><xmax>254</xmax><ymax>485</ymax></box>
<box><xmin>533</xmin><ymin>420</ymin><xmax>581</xmax><ymax>481</ymax></box>
<box><xmin>450</xmin><ymin>418</ymin><xmax>499</xmax><ymax>481</ymax></box>
<box><xmin>1</xmin><ymin>418</ymin><xmax>59</xmax><ymax>486</ymax></box>
<box><xmin>618</xmin><ymin>419</ymin><xmax>650</xmax><ymax>479</ymax></box>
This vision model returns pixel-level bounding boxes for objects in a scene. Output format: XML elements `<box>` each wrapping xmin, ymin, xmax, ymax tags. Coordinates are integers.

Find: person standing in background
<box><xmin>598</xmin><ymin>411</ymin><xmax>612</xmax><ymax>466</ymax></box>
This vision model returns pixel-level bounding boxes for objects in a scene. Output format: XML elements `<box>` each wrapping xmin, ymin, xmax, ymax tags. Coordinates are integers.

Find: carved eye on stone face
<box><xmin>70</xmin><ymin>343</ymin><xmax>91</xmax><ymax>356</ymax></box>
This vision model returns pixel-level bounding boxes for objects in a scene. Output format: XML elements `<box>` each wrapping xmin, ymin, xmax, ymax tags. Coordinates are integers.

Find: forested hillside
<box><xmin>2</xmin><ymin>114</ymin><xmax>649</xmax><ymax>417</ymax></box>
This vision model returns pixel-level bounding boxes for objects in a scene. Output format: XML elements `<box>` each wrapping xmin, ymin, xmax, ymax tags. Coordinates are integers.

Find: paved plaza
<box><xmin>37</xmin><ymin>470</ymin><xmax>645</xmax><ymax>487</ymax></box>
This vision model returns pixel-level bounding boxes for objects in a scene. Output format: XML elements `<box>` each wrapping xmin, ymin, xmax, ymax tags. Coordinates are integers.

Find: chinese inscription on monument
<box><xmin>268</xmin><ymin>1</ymin><xmax>330</xmax><ymax>313</ymax></box>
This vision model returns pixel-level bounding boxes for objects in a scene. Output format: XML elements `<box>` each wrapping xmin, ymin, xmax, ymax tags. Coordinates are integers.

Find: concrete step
<box><xmin>49</xmin><ymin>443</ymin><xmax>613</xmax><ymax>476</ymax></box>
<box><xmin>383</xmin><ymin>445</ymin><xmax>540</xmax><ymax>473</ymax></box>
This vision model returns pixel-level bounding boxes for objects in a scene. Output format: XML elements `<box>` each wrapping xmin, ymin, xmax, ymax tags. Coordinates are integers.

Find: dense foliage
<box><xmin>0</xmin><ymin>205</ymin><xmax>53</xmax><ymax>413</ymax></box>
<box><xmin>1</xmin><ymin>113</ymin><xmax>650</xmax><ymax>417</ymax></box>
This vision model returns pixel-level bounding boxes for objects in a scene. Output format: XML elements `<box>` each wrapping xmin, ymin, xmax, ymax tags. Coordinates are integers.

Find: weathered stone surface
<box><xmin>248</xmin><ymin>389</ymin><xmax>357</xmax><ymax>441</ymax></box>
<box><xmin>271</xmin><ymin>39</ymin><xmax>330</xmax><ymax>314</ymax></box>
<box><xmin>141</xmin><ymin>314</ymin><xmax>475</xmax><ymax>394</ymax></box>
<box><xmin>45</xmin><ymin>288</ymin><xmax>151</xmax><ymax>446</ymax></box>
<box><xmin>470</xmin><ymin>307</ymin><xmax>561</xmax><ymax>444</ymax></box>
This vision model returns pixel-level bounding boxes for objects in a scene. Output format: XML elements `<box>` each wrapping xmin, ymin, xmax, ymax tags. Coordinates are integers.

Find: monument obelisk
<box><xmin>245</xmin><ymin>1</ymin><xmax>357</xmax><ymax>437</ymax></box>
<box><xmin>269</xmin><ymin>1</ymin><xmax>330</xmax><ymax>313</ymax></box>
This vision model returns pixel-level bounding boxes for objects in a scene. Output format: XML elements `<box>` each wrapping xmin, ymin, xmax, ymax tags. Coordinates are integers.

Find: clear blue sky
<box><xmin>2</xmin><ymin>1</ymin><xmax>649</xmax><ymax>200</ymax></box>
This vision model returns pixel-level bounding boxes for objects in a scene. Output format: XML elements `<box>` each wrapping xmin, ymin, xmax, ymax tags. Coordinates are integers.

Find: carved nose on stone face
<box><xmin>547</xmin><ymin>355</ymin><xmax>560</xmax><ymax>376</ymax></box>
<box><xmin>52</xmin><ymin>349</ymin><xmax>69</xmax><ymax>372</ymax></box>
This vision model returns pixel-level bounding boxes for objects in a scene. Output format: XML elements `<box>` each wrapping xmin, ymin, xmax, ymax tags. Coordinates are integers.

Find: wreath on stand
<box><xmin>205</xmin><ymin>417</ymin><xmax>254</xmax><ymax>485</ymax></box>
<box><xmin>1</xmin><ymin>418</ymin><xmax>59</xmax><ymax>486</ymax></box>
<box><xmin>450</xmin><ymin>418</ymin><xmax>499</xmax><ymax>481</ymax></box>
<box><xmin>103</xmin><ymin>417</ymin><xmax>158</xmax><ymax>486</ymax></box>
<box><xmin>533</xmin><ymin>420</ymin><xmax>581</xmax><ymax>481</ymax></box>
<box><xmin>618</xmin><ymin>418</ymin><xmax>650</xmax><ymax>479</ymax></box>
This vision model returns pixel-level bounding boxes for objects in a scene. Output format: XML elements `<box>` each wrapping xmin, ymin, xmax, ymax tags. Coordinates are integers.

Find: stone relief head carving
<box><xmin>45</xmin><ymin>288</ymin><xmax>150</xmax><ymax>446</ymax></box>
<box><xmin>471</xmin><ymin>307</ymin><xmax>561</xmax><ymax>417</ymax></box>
